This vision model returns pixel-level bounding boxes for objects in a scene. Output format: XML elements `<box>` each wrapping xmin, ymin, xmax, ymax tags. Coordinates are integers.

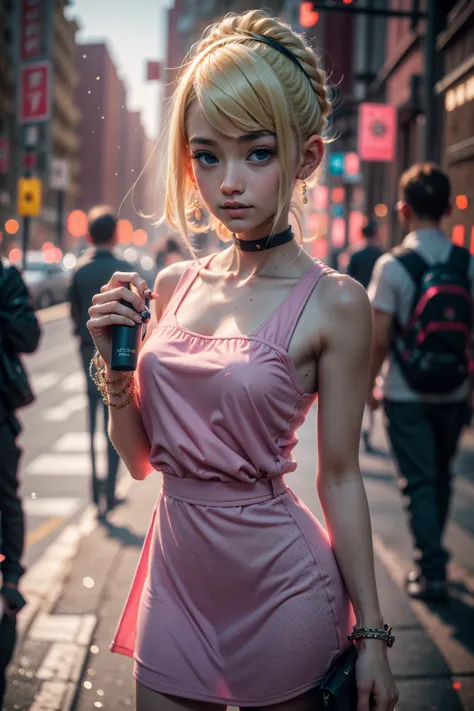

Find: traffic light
<box><xmin>300</xmin><ymin>2</ymin><xmax>319</xmax><ymax>27</ymax></box>
<box><xmin>17</xmin><ymin>177</ymin><xmax>42</xmax><ymax>217</ymax></box>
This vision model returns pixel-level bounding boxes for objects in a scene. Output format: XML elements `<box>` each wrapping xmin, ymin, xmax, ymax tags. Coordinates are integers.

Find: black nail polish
<box><xmin>141</xmin><ymin>309</ymin><xmax>151</xmax><ymax>322</ymax></box>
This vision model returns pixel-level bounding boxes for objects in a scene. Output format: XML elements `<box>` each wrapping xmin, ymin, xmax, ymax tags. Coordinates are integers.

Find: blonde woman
<box><xmin>86</xmin><ymin>10</ymin><xmax>398</xmax><ymax>711</ymax></box>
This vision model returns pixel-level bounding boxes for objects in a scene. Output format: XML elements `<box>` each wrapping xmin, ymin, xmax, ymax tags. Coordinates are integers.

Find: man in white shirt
<box><xmin>367</xmin><ymin>163</ymin><xmax>473</xmax><ymax>602</ymax></box>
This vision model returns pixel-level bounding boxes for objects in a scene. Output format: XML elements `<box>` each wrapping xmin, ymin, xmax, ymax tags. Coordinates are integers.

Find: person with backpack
<box><xmin>367</xmin><ymin>163</ymin><xmax>474</xmax><ymax>602</ymax></box>
<box><xmin>0</xmin><ymin>256</ymin><xmax>41</xmax><ymax>706</ymax></box>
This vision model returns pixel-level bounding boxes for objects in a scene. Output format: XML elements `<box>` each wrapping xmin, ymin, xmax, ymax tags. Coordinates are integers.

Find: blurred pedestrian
<box><xmin>347</xmin><ymin>219</ymin><xmax>384</xmax><ymax>453</ymax></box>
<box><xmin>0</xmin><ymin>256</ymin><xmax>41</xmax><ymax>706</ymax></box>
<box><xmin>87</xmin><ymin>10</ymin><xmax>397</xmax><ymax>711</ymax></box>
<box><xmin>347</xmin><ymin>218</ymin><xmax>383</xmax><ymax>289</ymax></box>
<box><xmin>367</xmin><ymin>163</ymin><xmax>474</xmax><ymax>602</ymax></box>
<box><xmin>68</xmin><ymin>206</ymin><xmax>129</xmax><ymax>515</ymax></box>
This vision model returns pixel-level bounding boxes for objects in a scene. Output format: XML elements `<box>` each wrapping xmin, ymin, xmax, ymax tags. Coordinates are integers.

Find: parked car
<box><xmin>22</xmin><ymin>251</ymin><xmax>71</xmax><ymax>309</ymax></box>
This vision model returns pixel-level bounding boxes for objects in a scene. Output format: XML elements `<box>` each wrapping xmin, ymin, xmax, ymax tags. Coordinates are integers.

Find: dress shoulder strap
<box><xmin>254</xmin><ymin>260</ymin><xmax>330</xmax><ymax>351</ymax></box>
<box><xmin>159</xmin><ymin>255</ymin><xmax>214</xmax><ymax>324</ymax></box>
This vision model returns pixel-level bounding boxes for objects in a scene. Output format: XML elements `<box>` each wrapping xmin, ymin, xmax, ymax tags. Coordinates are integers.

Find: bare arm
<box><xmin>316</xmin><ymin>275</ymin><xmax>381</xmax><ymax>626</ymax></box>
<box><xmin>367</xmin><ymin>308</ymin><xmax>392</xmax><ymax>402</ymax></box>
<box><xmin>315</xmin><ymin>274</ymin><xmax>398</xmax><ymax>711</ymax></box>
<box><xmin>87</xmin><ymin>261</ymin><xmax>191</xmax><ymax>480</ymax></box>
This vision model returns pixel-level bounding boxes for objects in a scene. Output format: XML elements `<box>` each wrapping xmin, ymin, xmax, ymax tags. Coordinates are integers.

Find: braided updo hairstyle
<box><xmin>164</xmin><ymin>9</ymin><xmax>331</xmax><ymax>248</ymax></box>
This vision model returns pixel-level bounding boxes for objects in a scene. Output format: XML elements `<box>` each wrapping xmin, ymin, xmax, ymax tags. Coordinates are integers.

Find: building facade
<box><xmin>436</xmin><ymin>0</ymin><xmax>474</xmax><ymax>250</ymax></box>
<box><xmin>76</xmin><ymin>43</ymin><xmax>126</xmax><ymax>212</ymax></box>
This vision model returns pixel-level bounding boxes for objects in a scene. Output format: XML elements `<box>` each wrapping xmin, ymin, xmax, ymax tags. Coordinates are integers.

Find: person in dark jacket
<box><xmin>69</xmin><ymin>206</ymin><xmax>129</xmax><ymax>515</ymax></box>
<box><xmin>346</xmin><ymin>220</ymin><xmax>384</xmax><ymax>453</ymax></box>
<box><xmin>347</xmin><ymin>219</ymin><xmax>383</xmax><ymax>289</ymax></box>
<box><xmin>0</xmin><ymin>257</ymin><xmax>41</xmax><ymax>707</ymax></box>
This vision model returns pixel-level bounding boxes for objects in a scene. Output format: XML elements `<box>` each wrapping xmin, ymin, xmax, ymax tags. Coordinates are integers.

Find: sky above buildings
<box><xmin>68</xmin><ymin>0</ymin><xmax>173</xmax><ymax>139</ymax></box>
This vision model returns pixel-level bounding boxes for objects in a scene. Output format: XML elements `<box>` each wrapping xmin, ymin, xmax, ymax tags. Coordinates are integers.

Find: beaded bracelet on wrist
<box><xmin>347</xmin><ymin>624</ymin><xmax>395</xmax><ymax>648</ymax></box>
<box><xmin>89</xmin><ymin>349</ymin><xmax>136</xmax><ymax>409</ymax></box>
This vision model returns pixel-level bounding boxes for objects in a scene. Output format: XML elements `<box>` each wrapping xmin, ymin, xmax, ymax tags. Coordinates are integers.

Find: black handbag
<box><xmin>319</xmin><ymin>643</ymin><xmax>358</xmax><ymax>711</ymax></box>
<box><xmin>0</xmin><ymin>348</ymin><xmax>35</xmax><ymax>411</ymax></box>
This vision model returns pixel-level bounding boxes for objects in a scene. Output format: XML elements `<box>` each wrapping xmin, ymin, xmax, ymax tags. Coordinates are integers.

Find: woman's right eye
<box><xmin>191</xmin><ymin>152</ymin><xmax>218</xmax><ymax>166</ymax></box>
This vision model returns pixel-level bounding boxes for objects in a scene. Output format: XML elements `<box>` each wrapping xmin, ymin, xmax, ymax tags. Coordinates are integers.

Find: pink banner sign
<box><xmin>358</xmin><ymin>103</ymin><xmax>396</xmax><ymax>162</ymax></box>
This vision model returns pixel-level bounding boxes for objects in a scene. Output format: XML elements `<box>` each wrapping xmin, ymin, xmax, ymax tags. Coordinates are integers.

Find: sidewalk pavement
<box><xmin>4</xmin><ymin>411</ymin><xmax>474</xmax><ymax>711</ymax></box>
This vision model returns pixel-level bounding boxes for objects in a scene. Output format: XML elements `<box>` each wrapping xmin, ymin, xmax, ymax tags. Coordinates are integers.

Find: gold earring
<box><xmin>301</xmin><ymin>177</ymin><xmax>308</xmax><ymax>205</ymax></box>
<box><xmin>194</xmin><ymin>185</ymin><xmax>201</xmax><ymax>221</ymax></box>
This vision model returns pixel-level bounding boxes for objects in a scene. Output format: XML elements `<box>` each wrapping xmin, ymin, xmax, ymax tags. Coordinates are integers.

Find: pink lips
<box><xmin>221</xmin><ymin>202</ymin><xmax>251</xmax><ymax>217</ymax></box>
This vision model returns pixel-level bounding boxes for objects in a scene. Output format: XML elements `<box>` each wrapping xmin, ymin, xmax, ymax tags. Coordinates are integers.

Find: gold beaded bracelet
<box><xmin>89</xmin><ymin>349</ymin><xmax>136</xmax><ymax>409</ymax></box>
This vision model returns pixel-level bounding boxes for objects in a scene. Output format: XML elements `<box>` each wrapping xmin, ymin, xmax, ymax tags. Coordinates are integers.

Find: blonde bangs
<box><xmin>164</xmin><ymin>42</ymin><xmax>305</xmax><ymax>246</ymax></box>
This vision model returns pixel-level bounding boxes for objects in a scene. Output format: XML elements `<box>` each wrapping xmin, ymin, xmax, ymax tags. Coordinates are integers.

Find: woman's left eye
<box><xmin>248</xmin><ymin>148</ymin><xmax>275</xmax><ymax>163</ymax></box>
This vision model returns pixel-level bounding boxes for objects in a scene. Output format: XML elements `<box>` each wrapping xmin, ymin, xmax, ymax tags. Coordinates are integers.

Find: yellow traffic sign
<box><xmin>18</xmin><ymin>177</ymin><xmax>42</xmax><ymax>217</ymax></box>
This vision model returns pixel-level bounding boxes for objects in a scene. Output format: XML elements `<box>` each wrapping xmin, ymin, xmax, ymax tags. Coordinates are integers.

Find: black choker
<box><xmin>232</xmin><ymin>227</ymin><xmax>294</xmax><ymax>252</ymax></box>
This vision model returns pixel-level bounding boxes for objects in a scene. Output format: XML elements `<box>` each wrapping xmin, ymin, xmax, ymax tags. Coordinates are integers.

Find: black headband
<box><xmin>239</xmin><ymin>30</ymin><xmax>313</xmax><ymax>86</ymax></box>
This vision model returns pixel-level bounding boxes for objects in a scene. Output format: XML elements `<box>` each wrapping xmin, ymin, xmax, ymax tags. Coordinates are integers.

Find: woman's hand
<box><xmin>87</xmin><ymin>271</ymin><xmax>157</xmax><ymax>367</ymax></box>
<box><xmin>356</xmin><ymin>644</ymin><xmax>399</xmax><ymax>710</ymax></box>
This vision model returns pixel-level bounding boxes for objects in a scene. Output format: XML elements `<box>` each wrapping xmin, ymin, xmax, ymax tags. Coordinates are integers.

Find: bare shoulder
<box><xmin>317</xmin><ymin>271</ymin><xmax>372</xmax><ymax>342</ymax></box>
<box><xmin>152</xmin><ymin>259</ymin><xmax>194</xmax><ymax>321</ymax></box>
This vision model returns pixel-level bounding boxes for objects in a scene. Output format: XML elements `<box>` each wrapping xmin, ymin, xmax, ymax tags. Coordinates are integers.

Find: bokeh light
<box><xmin>133</xmin><ymin>229</ymin><xmax>147</xmax><ymax>246</ymax></box>
<box><xmin>9</xmin><ymin>248</ymin><xmax>22</xmax><ymax>263</ymax></box>
<box><xmin>5</xmin><ymin>219</ymin><xmax>19</xmax><ymax>235</ymax></box>
<box><xmin>67</xmin><ymin>210</ymin><xmax>88</xmax><ymax>238</ymax></box>
<box><xmin>456</xmin><ymin>195</ymin><xmax>468</xmax><ymax>210</ymax></box>
<box><xmin>374</xmin><ymin>203</ymin><xmax>388</xmax><ymax>218</ymax></box>
<box><xmin>63</xmin><ymin>253</ymin><xmax>77</xmax><ymax>269</ymax></box>
<box><xmin>117</xmin><ymin>219</ymin><xmax>133</xmax><ymax>244</ymax></box>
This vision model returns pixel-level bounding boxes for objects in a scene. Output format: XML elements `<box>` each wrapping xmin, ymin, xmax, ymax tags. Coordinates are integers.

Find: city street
<box><xmin>3</xmin><ymin>308</ymin><xmax>474</xmax><ymax>711</ymax></box>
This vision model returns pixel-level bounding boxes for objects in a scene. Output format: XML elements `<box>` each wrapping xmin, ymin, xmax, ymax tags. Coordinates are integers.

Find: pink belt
<box><xmin>162</xmin><ymin>474</ymin><xmax>287</xmax><ymax>507</ymax></box>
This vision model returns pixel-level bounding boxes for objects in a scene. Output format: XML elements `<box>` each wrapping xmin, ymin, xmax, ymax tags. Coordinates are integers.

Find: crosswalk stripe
<box><xmin>61</xmin><ymin>372</ymin><xmax>85</xmax><ymax>392</ymax></box>
<box><xmin>24</xmin><ymin>452</ymin><xmax>106</xmax><ymax>476</ymax></box>
<box><xmin>24</xmin><ymin>498</ymin><xmax>81</xmax><ymax>517</ymax></box>
<box><xmin>54</xmin><ymin>432</ymin><xmax>107</xmax><ymax>453</ymax></box>
<box><xmin>43</xmin><ymin>395</ymin><xmax>88</xmax><ymax>422</ymax></box>
<box><xmin>32</xmin><ymin>372</ymin><xmax>61</xmax><ymax>395</ymax></box>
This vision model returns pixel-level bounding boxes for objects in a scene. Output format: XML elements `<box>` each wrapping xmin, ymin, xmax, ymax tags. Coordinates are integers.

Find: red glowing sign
<box><xmin>299</xmin><ymin>2</ymin><xmax>319</xmax><ymax>27</ymax></box>
<box><xmin>313</xmin><ymin>185</ymin><xmax>329</xmax><ymax>211</ymax></box>
<box><xmin>349</xmin><ymin>210</ymin><xmax>365</xmax><ymax>245</ymax></box>
<box><xmin>331</xmin><ymin>218</ymin><xmax>346</xmax><ymax>248</ymax></box>
<box><xmin>358</xmin><ymin>103</ymin><xmax>396</xmax><ymax>162</ymax></box>
<box><xmin>18</xmin><ymin>61</ymin><xmax>51</xmax><ymax>123</ymax></box>
<box><xmin>20</xmin><ymin>0</ymin><xmax>45</xmax><ymax>61</ymax></box>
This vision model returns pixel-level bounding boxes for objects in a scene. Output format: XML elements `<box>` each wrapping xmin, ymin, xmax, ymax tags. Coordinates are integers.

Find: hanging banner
<box><xmin>20</xmin><ymin>0</ymin><xmax>46</xmax><ymax>61</ymax></box>
<box><xmin>358</xmin><ymin>103</ymin><xmax>396</xmax><ymax>162</ymax></box>
<box><xmin>18</xmin><ymin>61</ymin><xmax>51</xmax><ymax>123</ymax></box>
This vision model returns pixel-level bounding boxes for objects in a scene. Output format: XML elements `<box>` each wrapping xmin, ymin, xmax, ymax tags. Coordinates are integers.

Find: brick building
<box><xmin>0</xmin><ymin>0</ymin><xmax>80</xmax><ymax>250</ymax></box>
<box><xmin>75</xmin><ymin>43</ymin><xmax>124</xmax><ymax>212</ymax></box>
<box><xmin>436</xmin><ymin>0</ymin><xmax>474</xmax><ymax>251</ymax></box>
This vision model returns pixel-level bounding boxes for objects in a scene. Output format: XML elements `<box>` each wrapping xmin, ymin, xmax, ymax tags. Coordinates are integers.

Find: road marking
<box><xmin>61</xmin><ymin>372</ymin><xmax>84</xmax><ymax>392</ymax></box>
<box><xmin>24</xmin><ymin>497</ymin><xmax>81</xmax><ymax>517</ymax></box>
<box><xmin>54</xmin><ymin>431</ymin><xmax>107</xmax><ymax>453</ymax></box>
<box><xmin>32</xmin><ymin>372</ymin><xmax>61</xmax><ymax>395</ymax></box>
<box><xmin>24</xmin><ymin>452</ymin><xmax>106</xmax><ymax>475</ymax></box>
<box><xmin>43</xmin><ymin>394</ymin><xmax>87</xmax><ymax>422</ymax></box>
<box><xmin>26</xmin><ymin>343</ymin><xmax>74</xmax><ymax>373</ymax></box>
<box><xmin>36</xmin><ymin>302</ymin><xmax>70</xmax><ymax>324</ymax></box>
<box><xmin>26</xmin><ymin>516</ymin><xmax>64</xmax><ymax>546</ymax></box>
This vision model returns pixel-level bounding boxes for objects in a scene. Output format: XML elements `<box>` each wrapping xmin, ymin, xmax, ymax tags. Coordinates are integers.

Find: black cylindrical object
<box><xmin>110</xmin><ymin>284</ymin><xmax>141</xmax><ymax>371</ymax></box>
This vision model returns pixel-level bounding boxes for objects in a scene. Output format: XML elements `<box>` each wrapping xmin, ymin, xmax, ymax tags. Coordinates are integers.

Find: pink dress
<box><xmin>111</xmin><ymin>257</ymin><xmax>354</xmax><ymax>706</ymax></box>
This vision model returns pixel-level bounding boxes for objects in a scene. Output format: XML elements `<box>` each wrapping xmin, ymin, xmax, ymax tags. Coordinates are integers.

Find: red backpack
<box><xmin>392</xmin><ymin>244</ymin><xmax>473</xmax><ymax>394</ymax></box>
